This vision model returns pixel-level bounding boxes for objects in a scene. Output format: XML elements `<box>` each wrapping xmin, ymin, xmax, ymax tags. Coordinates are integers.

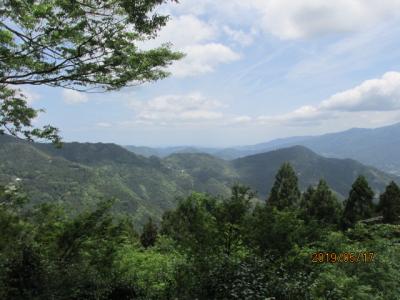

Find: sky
<box><xmin>27</xmin><ymin>0</ymin><xmax>400</xmax><ymax>147</ymax></box>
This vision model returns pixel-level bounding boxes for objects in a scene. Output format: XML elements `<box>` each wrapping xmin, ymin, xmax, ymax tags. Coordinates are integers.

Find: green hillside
<box><xmin>1</xmin><ymin>135</ymin><xmax>398</xmax><ymax>224</ymax></box>
<box><xmin>164</xmin><ymin>153</ymin><xmax>239</xmax><ymax>196</ymax></box>
<box><xmin>233</xmin><ymin>145</ymin><xmax>395</xmax><ymax>198</ymax></box>
<box><xmin>0</xmin><ymin>137</ymin><xmax>190</xmax><ymax>224</ymax></box>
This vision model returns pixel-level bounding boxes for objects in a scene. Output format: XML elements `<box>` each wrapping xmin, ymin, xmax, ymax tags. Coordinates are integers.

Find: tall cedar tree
<box><xmin>0</xmin><ymin>0</ymin><xmax>182</xmax><ymax>143</ymax></box>
<box><xmin>140</xmin><ymin>217</ymin><xmax>158</xmax><ymax>248</ymax></box>
<box><xmin>299</xmin><ymin>185</ymin><xmax>315</xmax><ymax>219</ymax></box>
<box><xmin>306</xmin><ymin>180</ymin><xmax>342</xmax><ymax>225</ymax></box>
<box><xmin>268</xmin><ymin>162</ymin><xmax>300</xmax><ymax>209</ymax></box>
<box><xmin>379</xmin><ymin>181</ymin><xmax>400</xmax><ymax>224</ymax></box>
<box><xmin>343</xmin><ymin>176</ymin><xmax>374</xmax><ymax>227</ymax></box>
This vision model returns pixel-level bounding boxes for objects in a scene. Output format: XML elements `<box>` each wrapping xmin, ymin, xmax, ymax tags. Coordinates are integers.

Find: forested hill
<box><xmin>0</xmin><ymin>135</ymin><xmax>190</xmax><ymax>224</ymax></box>
<box><xmin>0</xmin><ymin>135</ymin><xmax>239</xmax><ymax>224</ymax></box>
<box><xmin>0</xmin><ymin>135</ymin><xmax>397</xmax><ymax>224</ymax></box>
<box><xmin>232</xmin><ymin>145</ymin><xmax>395</xmax><ymax>198</ymax></box>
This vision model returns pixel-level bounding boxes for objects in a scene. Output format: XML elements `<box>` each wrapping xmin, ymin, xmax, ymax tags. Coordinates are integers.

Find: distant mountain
<box><xmin>232</xmin><ymin>146</ymin><xmax>396</xmax><ymax>198</ymax></box>
<box><xmin>124</xmin><ymin>145</ymin><xmax>222</xmax><ymax>158</ymax></box>
<box><xmin>124</xmin><ymin>122</ymin><xmax>400</xmax><ymax>175</ymax></box>
<box><xmin>236</xmin><ymin>122</ymin><xmax>400</xmax><ymax>176</ymax></box>
<box><xmin>1</xmin><ymin>135</ymin><xmax>398</xmax><ymax>224</ymax></box>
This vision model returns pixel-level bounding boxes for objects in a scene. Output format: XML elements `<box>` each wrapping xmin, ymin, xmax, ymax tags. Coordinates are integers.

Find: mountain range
<box><xmin>1</xmin><ymin>133</ymin><xmax>398</xmax><ymax>224</ymax></box>
<box><xmin>125</xmin><ymin>122</ymin><xmax>400</xmax><ymax>176</ymax></box>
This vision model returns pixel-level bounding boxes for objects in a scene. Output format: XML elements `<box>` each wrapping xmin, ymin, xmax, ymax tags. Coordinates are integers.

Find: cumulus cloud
<box><xmin>142</xmin><ymin>14</ymin><xmax>241</xmax><ymax>77</ymax></box>
<box><xmin>62</xmin><ymin>90</ymin><xmax>89</xmax><ymax>104</ymax></box>
<box><xmin>320</xmin><ymin>71</ymin><xmax>400</xmax><ymax>111</ymax></box>
<box><xmin>258</xmin><ymin>71</ymin><xmax>400</xmax><ymax>126</ymax></box>
<box><xmin>171</xmin><ymin>0</ymin><xmax>400</xmax><ymax>40</ymax></box>
<box><xmin>169</xmin><ymin>43</ymin><xmax>240</xmax><ymax>77</ymax></box>
<box><xmin>253</xmin><ymin>0</ymin><xmax>397</xmax><ymax>39</ymax></box>
<box><xmin>129</xmin><ymin>93</ymin><xmax>226</xmax><ymax>125</ymax></box>
<box><xmin>142</xmin><ymin>14</ymin><xmax>240</xmax><ymax>77</ymax></box>
<box><xmin>123</xmin><ymin>92</ymin><xmax>258</xmax><ymax>128</ymax></box>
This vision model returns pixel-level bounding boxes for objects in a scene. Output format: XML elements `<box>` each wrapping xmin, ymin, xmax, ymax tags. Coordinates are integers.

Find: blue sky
<box><xmin>27</xmin><ymin>0</ymin><xmax>400</xmax><ymax>147</ymax></box>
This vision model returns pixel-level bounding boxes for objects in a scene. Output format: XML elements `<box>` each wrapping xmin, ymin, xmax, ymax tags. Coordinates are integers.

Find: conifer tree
<box><xmin>379</xmin><ymin>181</ymin><xmax>400</xmax><ymax>224</ymax></box>
<box><xmin>307</xmin><ymin>180</ymin><xmax>342</xmax><ymax>225</ymax></box>
<box><xmin>140</xmin><ymin>217</ymin><xmax>158</xmax><ymax>248</ymax></box>
<box><xmin>343</xmin><ymin>176</ymin><xmax>374</xmax><ymax>227</ymax></box>
<box><xmin>268</xmin><ymin>163</ymin><xmax>300</xmax><ymax>209</ymax></box>
<box><xmin>299</xmin><ymin>185</ymin><xmax>315</xmax><ymax>220</ymax></box>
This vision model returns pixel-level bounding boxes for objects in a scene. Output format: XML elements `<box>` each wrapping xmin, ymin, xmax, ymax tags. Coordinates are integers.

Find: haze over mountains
<box><xmin>1</xmin><ymin>132</ymin><xmax>397</xmax><ymax>224</ymax></box>
<box><xmin>125</xmin><ymin>122</ymin><xmax>400</xmax><ymax>176</ymax></box>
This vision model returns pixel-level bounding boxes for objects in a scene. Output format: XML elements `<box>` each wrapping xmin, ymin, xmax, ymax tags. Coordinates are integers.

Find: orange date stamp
<box><xmin>311</xmin><ymin>252</ymin><xmax>375</xmax><ymax>263</ymax></box>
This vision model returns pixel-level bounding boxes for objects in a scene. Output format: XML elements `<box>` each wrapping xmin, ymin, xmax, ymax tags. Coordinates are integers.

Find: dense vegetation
<box><xmin>1</xmin><ymin>163</ymin><xmax>400</xmax><ymax>299</ymax></box>
<box><xmin>1</xmin><ymin>134</ymin><xmax>398</xmax><ymax>225</ymax></box>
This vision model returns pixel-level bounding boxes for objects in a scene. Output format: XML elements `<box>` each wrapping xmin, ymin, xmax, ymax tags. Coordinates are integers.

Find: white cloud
<box><xmin>122</xmin><ymin>92</ymin><xmax>260</xmax><ymax>128</ymax></box>
<box><xmin>257</xmin><ymin>71</ymin><xmax>400</xmax><ymax>126</ymax></box>
<box><xmin>170</xmin><ymin>43</ymin><xmax>240</xmax><ymax>77</ymax></box>
<box><xmin>223</xmin><ymin>26</ymin><xmax>256</xmax><ymax>46</ymax></box>
<box><xmin>170</xmin><ymin>0</ymin><xmax>400</xmax><ymax>40</ymax></box>
<box><xmin>142</xmin><ymin>14</ymin><xmax>241</xmax><ymax>77</ymax></box>
<box><xmin>320</xmin><ymin>71</ymin><xmax>400</xmax><ymax>111</ymax></box>
<box><xmin>148</xmin><ymin>14</ymin><xmax>216</xmax><ymax>49</ymax></box>
<box><xmin>257</xmin><ymin>105</ymin><xmax>328</xmax><ymax>126</ymax></box>
<box><xmin>62</xmin><ymin>89</ymin><xmax>89</xmax><ymax>104</ymax></box>
<box><xmin>129</xmin><ymin>93</ymin><xmax>226</xmax><ymax>125</ymax></box>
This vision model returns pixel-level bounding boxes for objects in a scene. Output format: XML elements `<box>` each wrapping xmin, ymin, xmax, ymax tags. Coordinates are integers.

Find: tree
<box><xmin>300</xmin><ymin>185</ymin><xmax>315</xmax><ymax>210</ymax></box>
<box><xmin>267</xmin><ymin>162</ymin><xmax>300</xmax><ymax>209</ymax></box>
<box><xmin>342</xmin><ymin>176</ymin><xmax>374</xmax><ymax>228</ymax></box>
<box><xmin>0</xmin><ymin>0</ymin><xmax>183</xmax><ymax>142</ymax></box>
<box><xmin>306</xmin><ymin>180</ymin><xmax>342</xmax><ymax>225</ymax></box>
<box><xmin>218</xmin><ymin>184</ymin><xmax>255</xmax><ymax>256</ymax></box>
<box><xmin>220</xmin><ymin>184</ymin><xmax>255</xmax><ymax>225</ymax></box>
<box><xmin>246</xmin><ymin>205</ymin><xmax>307</xmax><ymax>255</ymax></box>
<box><xmin>379</xmin><ymin>181</ymin><xmax>400</xmax><ymax>224</ymax></box>
<box><xmin>140</xmin><ymin>217</ymin><xmax>158</xmax><ymax>248</ymax></box>
<box><xmin>160</xmin><ymin>193</ymin><xmax>219</xmax><ymax>255</ymax></box>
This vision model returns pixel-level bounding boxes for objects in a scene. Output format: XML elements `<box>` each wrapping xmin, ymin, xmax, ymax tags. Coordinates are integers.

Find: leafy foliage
<box><xmin>0</xmin><ymin>86</ymin><xmax>61</xmax><ymax>144</ymax></box>
<box><xmin>0</xmin><ymin>0</ymin><xmax>182</xmax><ymax>90</ymax></box>
<box><xmin>0</xmin><ymin>0</ymin><xmax>182</xmax><ymax>142</ymax></box>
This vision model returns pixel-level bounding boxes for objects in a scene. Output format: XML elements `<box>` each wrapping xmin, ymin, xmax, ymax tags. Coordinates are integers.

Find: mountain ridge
<box><xmin>124</xmin><ymin>122</ymin><xmax>400</xmax><ymax>175</ymax></box>
<box><xmin>1</xmin><ymin>134</ymin><xmax>398</xmax><ymax>224</ymax></box>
